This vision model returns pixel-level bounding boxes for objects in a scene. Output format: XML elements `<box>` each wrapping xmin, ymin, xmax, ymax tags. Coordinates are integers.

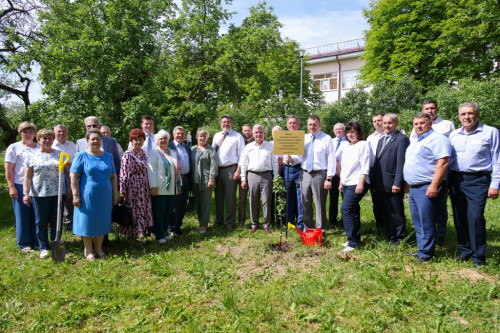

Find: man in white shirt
<box><xmin>240</xmin><ymin>125</ymin><xmax>279</xmax><ymax>233</ymax></box>
<box><xmin>212</xmin><ymin>115</ymin><xmax>246</xmax><ymax>229</ymax></box>
<box><xmin>237</xmin><ymin>124</ymin><xmax>254</xmax><ymax>227</ymax></box>
<box><xmin>409</xmin><ymin>99</ymin><xmax>455</xmax><ymax>244</ymax></box>
<box><xmin>129</xmin><ymin>115</ymin><xmax>157</xmax><ymax>154</ymax></box>
<box><xmin>301</xmin><ymin>115</ymin><xmax>336</xmax><ymax>231</ymax></box>
<box><xmin>366</xmin><ymin>113</ymin><xmax>385</xmax><ymax>156</ymax></box>
<box><xmin>52</xmin><ymin>124</ymin><xmax>77</xmax><ymax>230</ymax></box>
<box><xmin>330</xmin><ymin>123</ymin><xmax>347</xmax><ymax>230</ymax></box>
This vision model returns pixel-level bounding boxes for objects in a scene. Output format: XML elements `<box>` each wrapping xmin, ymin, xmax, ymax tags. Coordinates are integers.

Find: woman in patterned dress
<box><xmin>23</xmin><ymin>129</ymin><xmax>66</xmax><ymax>259</ymax></box>
<box><xmin>120</xmin><ymin>128</ymin><xmax>153</xmax><ymax>239</ymax></box>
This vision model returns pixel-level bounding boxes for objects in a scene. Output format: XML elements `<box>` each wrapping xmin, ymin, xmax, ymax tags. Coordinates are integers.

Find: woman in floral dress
<box><xmin>120</xmin><ymin>128</ymin><xmax>153</xmax><ymax>239</ymax></box>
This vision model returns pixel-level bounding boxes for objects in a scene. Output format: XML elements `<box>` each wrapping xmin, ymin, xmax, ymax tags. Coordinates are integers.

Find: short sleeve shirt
<box><xmin>25</xmin><ymin>150</ymin><xmax>66</xmax><ymax>197</ymax></box>
<box><xmin>5</xmin><ymin>141</ymin><xmax>40</xmax><ymax>184</ymax></box>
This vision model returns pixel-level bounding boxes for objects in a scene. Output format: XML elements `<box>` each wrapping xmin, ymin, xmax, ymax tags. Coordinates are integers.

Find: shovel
<box><xmin>51</xmin><ymin>152</ymin><xmax>70</xmax><ymax>262</ymax></box>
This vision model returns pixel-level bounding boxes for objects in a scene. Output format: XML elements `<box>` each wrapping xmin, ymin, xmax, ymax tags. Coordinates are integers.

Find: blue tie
<box><xmin>336</xmin><ymin>138</ymin><xmax>341</xmax><ymax>151</ymax></box>
<box><xmin>306</xmin><ymin>136</ymin><xmax>315</xmax><ymax>172</ymax></box>
<box><xmin>147</xmin><ymin>134</ymin><xmax>152</xmax><ymax>154</ymax></box>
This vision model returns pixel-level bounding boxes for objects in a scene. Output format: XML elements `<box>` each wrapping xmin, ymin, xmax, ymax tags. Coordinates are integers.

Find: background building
<box><xmin>305</xmin><ymin>38</ymin><xmax>368</xmax><ymax>103</ymax></box>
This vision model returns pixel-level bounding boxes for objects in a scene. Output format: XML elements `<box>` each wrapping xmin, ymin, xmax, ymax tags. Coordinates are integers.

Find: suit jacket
<box><xmin>370</xmin><ymin>130</ymin><xmax>410</xmax><ymax>192</ymax></box>
<box><xmin>76</xmin><ymin>136</ymin><xmax>121</xmax><ymax>176</ymax></box>
<box><xmin>147</xmin><ymin>148</ymin><xmax>178</xmax><ymax>195</ymax></box>
<box><xmin>169</xmin><ymin>140</ymin><xmax>193</xmax><ymax>189</ymax></box>
<box><xmin>191</xmin><ymin>145</ymin><xmax>218</xmax><ymax>190</ymax></box>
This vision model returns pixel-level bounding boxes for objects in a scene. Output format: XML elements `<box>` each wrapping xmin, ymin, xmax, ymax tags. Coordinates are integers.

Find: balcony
<box><xmin>305</xmin><ymin>38</ymin><xmax>365</xmax><ymax>60</ymax></box>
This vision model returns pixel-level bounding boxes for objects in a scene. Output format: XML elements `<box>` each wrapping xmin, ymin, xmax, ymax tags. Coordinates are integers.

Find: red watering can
<box><xmin>288</xmin><ymin>223</ymin><xmax>323</xmax><ymax>247</ymax></box>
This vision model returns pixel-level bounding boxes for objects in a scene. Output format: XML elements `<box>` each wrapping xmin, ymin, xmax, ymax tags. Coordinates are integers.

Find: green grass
<box><xmin>1</xmin><ymin>152</ymin><xmax>499</xmax><ymax>332</ymax></box>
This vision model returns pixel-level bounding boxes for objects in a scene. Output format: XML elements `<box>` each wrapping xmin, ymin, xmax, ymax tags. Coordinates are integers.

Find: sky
<box><xmin>21</xmin><ymin>0</ymin><xmax>371</xmax><ymax>103</ymax></box>
<box><xmin>225</xmin><ymin>0</ymin><xmax>371</xmax><ymax>48</ymax></box>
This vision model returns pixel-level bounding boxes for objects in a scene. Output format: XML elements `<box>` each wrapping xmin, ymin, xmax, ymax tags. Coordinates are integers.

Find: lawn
<box><xmin>1</xmin><ymin>152</ymin><xmax>499</xmax><ymax>332</ymax></box>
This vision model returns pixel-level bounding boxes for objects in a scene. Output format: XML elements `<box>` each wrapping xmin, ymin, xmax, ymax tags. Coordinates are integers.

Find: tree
<box><xmin>33</xmin><ymin>0</ymin><xmax>174</xmax><ymax>142</ymax></box>
<box><xmin>1</xmin><ymin>0</ymin><xmax>43</xmax><ymax>145</ymax></box>
<box><xmin>362</xmin><ymin>0</ymin><xmax>500</xmax><ymax>89</ymax></box>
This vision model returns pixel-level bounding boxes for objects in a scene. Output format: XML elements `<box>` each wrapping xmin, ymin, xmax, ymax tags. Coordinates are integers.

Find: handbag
<box><xmin>112</xmin><ymin>198</ymin><xmax>133</xmax><ymax>227</ymax></box>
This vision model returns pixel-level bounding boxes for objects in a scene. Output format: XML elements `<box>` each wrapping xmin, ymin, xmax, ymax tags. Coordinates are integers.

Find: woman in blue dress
<box><xmin>71</xmin><ymin>129</ymin><xmax>118</xmax><ymax>260</ymax></box>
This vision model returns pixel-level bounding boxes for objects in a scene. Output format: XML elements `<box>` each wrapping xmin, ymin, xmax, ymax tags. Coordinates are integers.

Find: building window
<box><xmin>342</xmin><ymin>69</ymin><xmax>360</xmax><ymax>89</ymax></box>
<box><xmin>313</xmin><ymin>73</ymin><xmax>338</xmax><ymax>91</ymax></box>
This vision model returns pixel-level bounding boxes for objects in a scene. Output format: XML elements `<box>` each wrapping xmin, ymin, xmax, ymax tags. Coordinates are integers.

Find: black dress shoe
<box><xmin>414</xmin><ymin>257</ymin><xmax>430</xmax><ymax>264</ymax></box>
<box><xmin>455</xmin><ymin>254</ymin><xmax>471</xmax><ymax>262</ymax></box>
<box><xmin>405</xmin><ymin>251</ymin><xmax>418</xmax><ymax>257</ymax></box>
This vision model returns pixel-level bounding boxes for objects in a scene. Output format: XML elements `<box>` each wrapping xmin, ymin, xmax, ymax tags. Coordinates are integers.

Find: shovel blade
<box><xmin>50</xmin><ymin>240</ymin><xmax>66</xmax><ymax>262</ymax></box>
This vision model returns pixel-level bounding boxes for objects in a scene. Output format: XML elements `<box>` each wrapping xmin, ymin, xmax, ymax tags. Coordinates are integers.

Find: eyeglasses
<box><xmin>86</xmin><ymin>124</ymin><xmax>99</xmax><ymax>128</ymax></box>
<box><xmin>40</xmin><ymin>137</ymin><xmax>54</xmax><ymax>141</ymax></box>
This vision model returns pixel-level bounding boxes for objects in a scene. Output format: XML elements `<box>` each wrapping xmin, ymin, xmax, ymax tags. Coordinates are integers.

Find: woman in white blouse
<box><xmin>147</xmin><ymin>130</ymin><xmax>179</xmax><ymax>244</ymax></box>
<box><xmin>5</xmin><ymin>122</ymin><xmax>39</xmax><ymax>253</ymax></box>
<box><xmin>338</xmin><ymin>121</ymin><xmax>372</xmax><ymax>252</ymax></box>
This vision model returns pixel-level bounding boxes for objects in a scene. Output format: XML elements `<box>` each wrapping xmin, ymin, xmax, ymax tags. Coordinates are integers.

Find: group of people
<box><xmin>5</xmin><ymin>100</ymin><xmax>498</xmax><ymax>267</ymax></box>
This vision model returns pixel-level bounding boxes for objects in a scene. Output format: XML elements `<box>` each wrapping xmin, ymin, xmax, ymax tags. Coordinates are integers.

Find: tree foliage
<box><xmin>362</xmin><ymin>0</ymin><xmax>500</xmax><ymax>89</ymax></box>
<box><xmin>16</xmin><ymin>0</ymin><xmax>316</xmax><ymax>145</ymax></box>
<box><xmin>31</xmin><ymin>0</ymin><xmax>173</xmax><ymax>142</ymax></box>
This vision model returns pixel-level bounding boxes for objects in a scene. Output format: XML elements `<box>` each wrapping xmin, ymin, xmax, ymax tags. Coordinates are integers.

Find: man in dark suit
<box><xmin>76</xmin><ymin>116</ymin><xmax>121</xmax><ymax>180</ymax></box>
<box><xmin>168</xmin><ymin>126</ymin><xmax>192</xmax><ymax>235</ymax></box>
<box><xmin>370</xmin><ymin>113</ymin><xmax>410</xmax><ymax>245</ymax></box>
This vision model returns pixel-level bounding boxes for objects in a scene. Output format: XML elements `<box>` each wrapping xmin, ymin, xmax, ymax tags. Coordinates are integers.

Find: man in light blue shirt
<box><xmin>169</xmin><ymin>126</ymin><xmax>192</xmax><ymax>235</ymax></box>
<box><xmin>403</xmin><ymin>113</ymin><xmax>451</xmax><ymax>263</ymax></box>
<box><xmin>448</xmin><ymin>102</ymin><xmax>499</xmax><ymax>268</ymax></box>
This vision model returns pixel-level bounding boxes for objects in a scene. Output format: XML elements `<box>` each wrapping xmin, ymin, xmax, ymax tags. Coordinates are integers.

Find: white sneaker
<box><xmin>342</xmin><ymin>246</ymin><xmax>355</xmax><ymax>252</ymax></box>
<box><xmin>157</xmin><ymin>238</ymin><xmax>167</xmax><ymax>244</ymax></box>
<box><xmin>342</xmin><ymin>242</ymin><xmax>349</xmax><ymax>247</ymax></box>
<box><xmin>40</xmin><ymin>250</ymin><xmax>50</xmax><ymax>259</ymax></box>
<box><xmin>21</xmin><ymin>247</ymin><xmax>32</xmax><ymax>253</ymax></box>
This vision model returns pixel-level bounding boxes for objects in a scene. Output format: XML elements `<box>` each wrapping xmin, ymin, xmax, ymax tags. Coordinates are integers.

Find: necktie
<box><xmin>147</xmin><ymin>134</ymin><xmax>153</xmax><ymax>154</ymax></box>
<box><xmin>216</xmin><ymin>132</ymin><xmax>227</xmax><ymax>152</ymax></box>
<box><xmin>378</xmin><ymin>135</ymin><xmax>390</xmax><ymax>156</ymax></box>
<box><xmin>306</xmin><ymin>136</ymin><xmax>315</xmax><ymax>172</ymax></box>
<box><xmin>336</xmin><ymin>138</ymin><xmax>341</xmax><ymax>151</ymax></box>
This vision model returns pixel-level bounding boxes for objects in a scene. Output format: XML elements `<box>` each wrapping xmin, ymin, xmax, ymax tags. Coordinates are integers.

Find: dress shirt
<box><xmin>240</xmin><ymin>141</ymin><xmax>279</xmax><ymax>181</ymax></box>
<box><xmin>212</xmin><ymin>129</ymin><xmax>245</xmax><ymax>167</ymax></box>
<box><xmin>403</xmin><ymin>130</ymin><xmax>451</xmax><ymax>186</ymax></box>
<box><xmin>174</xmin><ymin>140</ymin><xmax>190</xmax><ymax>175</ymax></box>
<box><xmin>410</xmin><ymin>117</ymin><xmax>455</xmax><ymax>142</ymax></box>
<box><xmin>367</xmin><ymin>131</ymin><xmax>384</xmax><ymax>155</ymax></box>
<box><xmin>449</xmin><ymin>123</ymin><xmax>500</xmax><ymax>189</ymax></box>
<box><xmin>338</xmin><ymin>141</ymin><xmax>371</xmax><ymax>186</ymax></box>
<box><xmin>52</xmin><ymin>139</ymin><xmax>77</xmax><ymax>163</ymax></box>
<box><xmin>303</xmin><ymin>131</ymin><xmax>336</xmax><ymax>177</ymax></box>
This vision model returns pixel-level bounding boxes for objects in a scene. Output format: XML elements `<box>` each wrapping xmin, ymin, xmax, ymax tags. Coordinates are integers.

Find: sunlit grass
<box><xmin>1</xmin><ymin>152</ymin><xmax>498</xmax><ymax>332</ymax></box>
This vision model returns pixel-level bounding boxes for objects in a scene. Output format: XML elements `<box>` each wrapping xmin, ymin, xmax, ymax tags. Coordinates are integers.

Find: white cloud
<box><xmin>279</xmin><ymin>10</ymin><xmax>369</xmax><ymax>49</ymax></box>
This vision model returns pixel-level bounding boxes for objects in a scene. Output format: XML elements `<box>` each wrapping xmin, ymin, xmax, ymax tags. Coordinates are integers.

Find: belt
<box><xmin>219</xmin><ymin>164</ymin><xmax>237</xmax><ymax>169</ymax></box>
<box><xmin>454</xmin><ymin>170</ymin><xmax>489</xmax><ymax>176</ymax></box>
<box><xmin>285</xmin><ymin>163</ymin><xmax>301</xmax><ymax>168</ymax></box>
<box><xmin>248</xmin><ymin>170</ymin><xmax>271</xmax><ymax>174</ymax></box>
<box><xmin>303</xmin><ymin>169</ymin><xmax>326</xmax><ymax>174</ymax></box>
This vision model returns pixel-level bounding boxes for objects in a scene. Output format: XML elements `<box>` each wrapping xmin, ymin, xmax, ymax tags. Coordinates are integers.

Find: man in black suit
<box><xmin>370</xmin><ymin>113</ymin><xmax>410</xmax><ymax>245</ymax></box>
<box><xmin>168</xmin><ymin>126</ymin><xmax>193</xmax><ymax>235</ymax></box>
